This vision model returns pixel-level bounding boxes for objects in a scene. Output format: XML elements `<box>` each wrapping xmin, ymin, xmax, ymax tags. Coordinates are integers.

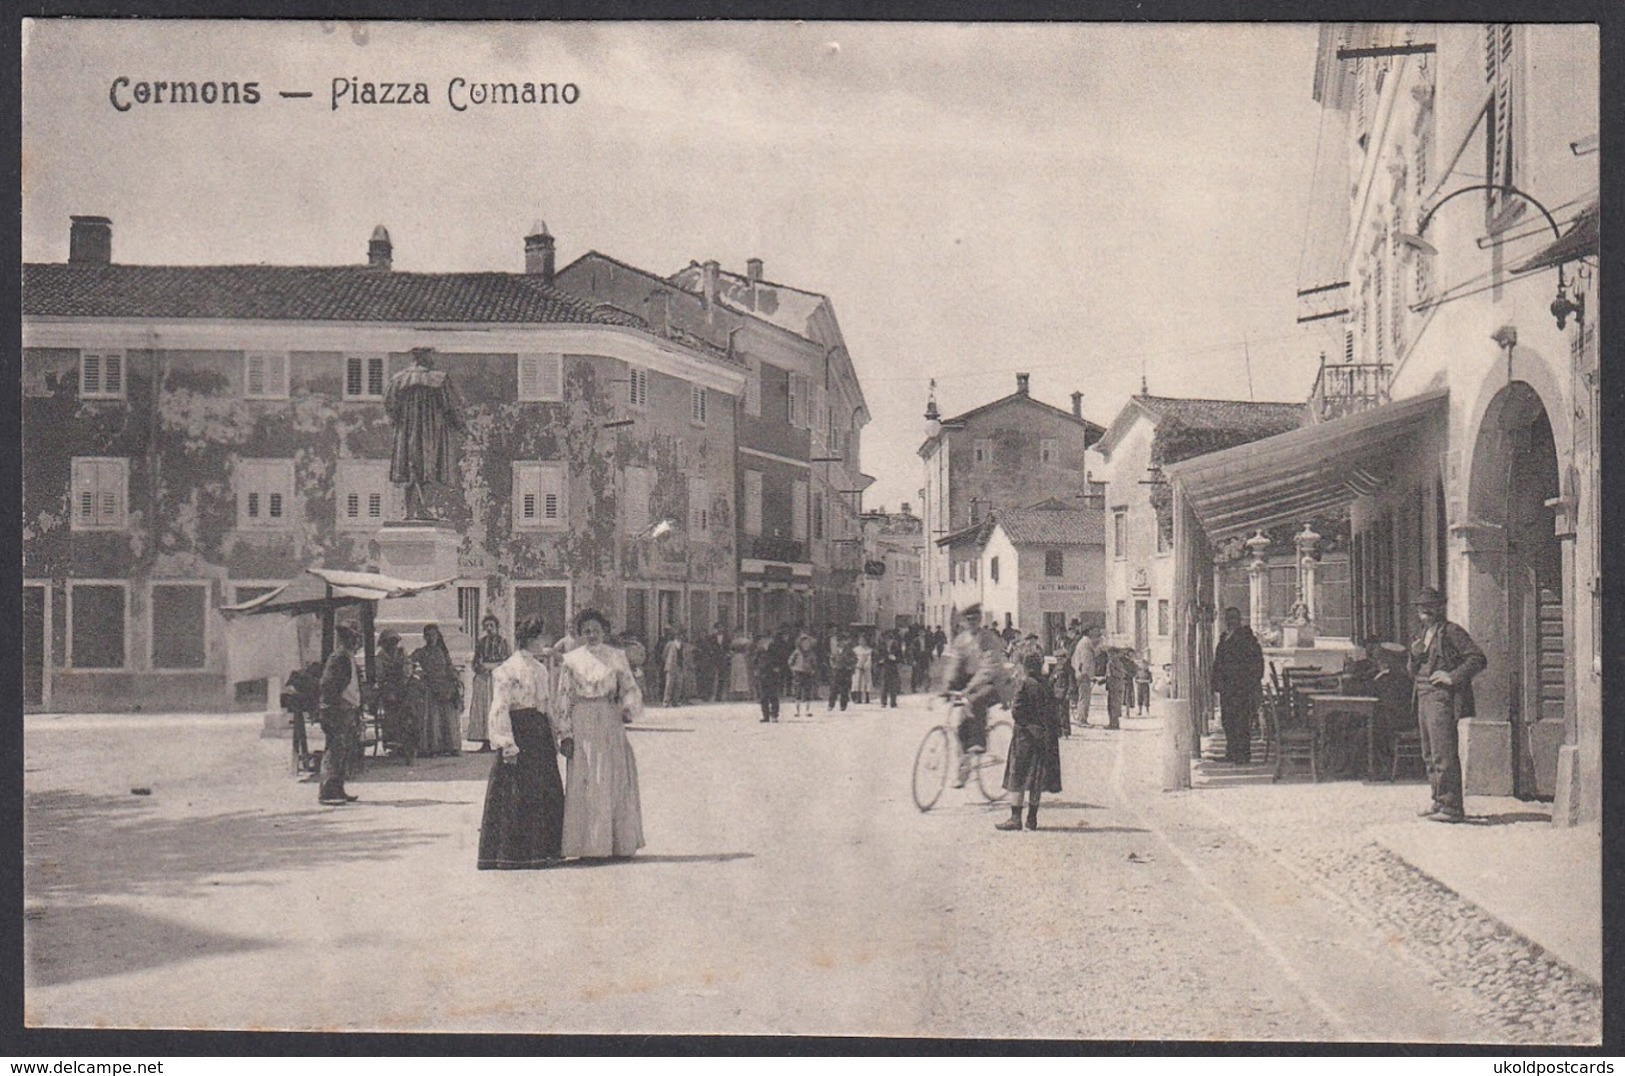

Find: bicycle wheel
<box><xmin>976</xmin><ymin>720</ymin><xmax>1014</xmax><ymax>802</ymax></box>
<box><xmin>912</xmin><ymin>725</ymin><xmax>952</xmax><ymax>812</ymax></box>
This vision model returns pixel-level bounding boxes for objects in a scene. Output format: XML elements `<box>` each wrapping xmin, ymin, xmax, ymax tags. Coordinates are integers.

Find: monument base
<box><xmin>374</xmin><ymin>520</ymin><xmax>472</xmax><ymax>675</ymax></box>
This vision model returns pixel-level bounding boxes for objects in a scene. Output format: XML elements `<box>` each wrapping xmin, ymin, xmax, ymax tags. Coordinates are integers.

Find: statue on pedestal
<box><xmin>385</xmin><ymin>348</ymin><xmax>465</xmax><ymax>521</ymax></box>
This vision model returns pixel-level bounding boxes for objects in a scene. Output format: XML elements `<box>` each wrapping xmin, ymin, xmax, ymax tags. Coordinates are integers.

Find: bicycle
<box><xmin>911</xmin><ymin>691</ymin><xmax>1014</xmax><ymax>811</ymax></box>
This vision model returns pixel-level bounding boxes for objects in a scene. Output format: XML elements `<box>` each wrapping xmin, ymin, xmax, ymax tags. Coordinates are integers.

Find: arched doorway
<box><xmin>1467</xmin><ymin>381</ymin><xmax>1563</xmax><ymax>799</ymax></box>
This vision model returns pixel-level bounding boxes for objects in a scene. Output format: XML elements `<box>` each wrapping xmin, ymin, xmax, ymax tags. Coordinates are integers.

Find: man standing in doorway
<box><xmin>1409</xmin><ymin>587</ymin><xmax>1486</xmax><ymax>823</ymax></box>
<box><xmin>1212</xmin><ymin>607</ymin><xmax>1264</xmax><ymax>764</ymax></box>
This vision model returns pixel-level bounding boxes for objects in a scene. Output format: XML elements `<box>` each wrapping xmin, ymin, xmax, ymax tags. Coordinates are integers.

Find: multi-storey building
<box><xmin>1168</xmin><ymin>24</ymin><xmax>1599</xmax><ymax>822</ymax></box>
<box><xmin>918</xmin><ymin>373</ymin><xmax>1104</xmax><ymax>631</ymax></box>
<box><xmin>934</xmin><ymin>500</ymin><xmax>1106</xmax><ymax>652</ymax></box>
<box><xmin>856</xmin><ymin>504</ymin><xmax>925</xmax><ymax>631</ymax></box>
<box><xmin>667</xmin><ymin>260</ymin><xmax>870</xmax><ymax>631</ymax></box>
<box><xmin>22</xmin><ymin>217</ymin><xmax>742</xmax><ymax>712</ymax></box>
<box><xmin>561</xmin><ymin>253</ymin><xmax>870</xmax><ymax>633</ymax></box>
<box><xmin>1090</xmin><ymin>394</ymin><xmax>1319</xmax><ymax>673</ymax></box>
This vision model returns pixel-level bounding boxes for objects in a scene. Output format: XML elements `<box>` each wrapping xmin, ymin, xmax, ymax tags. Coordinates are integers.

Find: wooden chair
<box><xmin>1391</xmin><ymin>728</ymin><xmax>1425</xmax><ymax>781</ymax></box>
<box><xmin>1271</xmin><ymin>685</ymin><xmax>1318</xmax><ymax>781</ymax></box>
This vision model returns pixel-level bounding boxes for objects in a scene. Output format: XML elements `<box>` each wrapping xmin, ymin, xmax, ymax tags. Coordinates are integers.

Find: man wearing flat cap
<box><xmin>1408</xmin><ymin>587</ymin><xmax>1486</xmax><ymax>823</ymax></box>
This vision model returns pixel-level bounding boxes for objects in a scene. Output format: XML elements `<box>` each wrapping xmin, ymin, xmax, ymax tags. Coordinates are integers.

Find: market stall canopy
<box><xmin>220</xmin><ymin>567</ymin><xmax>457</xmax><ymax>616</ymax></box>
<box><xmin>1165</xmin><ymin>390</ymin><xmax>1448</xmax><ymax>541</ymax></box>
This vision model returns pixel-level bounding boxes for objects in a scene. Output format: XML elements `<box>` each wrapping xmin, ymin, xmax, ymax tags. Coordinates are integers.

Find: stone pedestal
<box><xmin>1460</xmin><ymin>718</ymin><xmax>1514</xmax><ymax>796</ymax></box>
<box><xmin>374</xmin><ymin>520</ymin><xmax>472</xmax><ymax>678</ymax></box>
<box><xmin>1552</xmin><ymin>743</ymin><xmax>1584</xmax><ymax>826</ymax></box>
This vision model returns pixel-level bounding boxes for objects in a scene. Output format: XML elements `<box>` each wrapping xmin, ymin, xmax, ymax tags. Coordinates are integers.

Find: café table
<box><xmin>1306</xmin><ymin>693</ymin><xmax>1381</xmax><ymax>780</ymax></box>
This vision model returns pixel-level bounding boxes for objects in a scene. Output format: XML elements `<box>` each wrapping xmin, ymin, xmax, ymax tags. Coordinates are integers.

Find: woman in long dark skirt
<box><xmin>997</xmin><ymin>651</ymin><xmax>1063</xmax><ymax>831</ymax></box>
<box><xmin>477</xmin><ymin>616</ymin><xmax>566</xmax><ymax>870</ymax></box>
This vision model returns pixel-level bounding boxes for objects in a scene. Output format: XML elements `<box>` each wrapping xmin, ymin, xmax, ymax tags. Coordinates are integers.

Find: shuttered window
<box><xmin>518</xmin><ymin>353</ymin><xmax>564</xmax><ymax>402</ymax></box>
<box><xmin>1485</xmin><ymin>24</ymin><xmax>1519</xmax><ymax>229</ymax></box>
<box><xmin>744</xmin><ymin>360</ymin><xmax>761</xmax><ymax>416</ymax></box>
<box><xmin>514</xmin><ymin>461</ymin><xmax>567</xmax><ymax>530</ymax></box>
<box><xmin>691</xmin><ymin>385</ymin><xmax>708</xmax><ymax>426</ymax></box>
<box><xmin>71</xmin><ymin>457</ymin><xmax>128</xmax><ymax>530</ymax></box>
<box><xmin>335</xmin><ymin>459</ymin><xmax>394</xmax><ymax>530</ymax></box>
<box><xmin>624</xmin><ymin>466</ymin><xmax>652</xmax><ymax>535</ymax></box>
<box><xmin>236</xmin><ymin>458</ymin><xmax>296</xmax><ymax>530</ymax></box>
<box><xmin>688</xmin><ymin>477</ymin><xmax>710</xmax><ymax>537</ymax></box>
<box><xmin>743</xmin><ymin>470</ymin><xmax>763</xmax><ymax>536</ymax></box>
<box><xmin>344</xmin><ymin>354</ymin><xmax>386</xmax><ymax>400</ymax></box>
<box><xmin>791</xmin><ymin>479</ymin><xmax>808</xmax><ymax>540</ymax></box>
<box><xmin>626</xmin><ymin>367</ymin><xmax>649</xmax><ymax>409</ymax></box>
<box><xmin>244</xmin><ymin>351</ymin><xmax>290</xmax><ymax>399</ymax></box>
<box><xmin>80</xmin><ymin>349</ymin><xmax>125</xmax><ymax>399</ymax></box>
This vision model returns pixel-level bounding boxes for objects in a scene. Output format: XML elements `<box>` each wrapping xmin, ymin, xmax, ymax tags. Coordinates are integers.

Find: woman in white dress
<box><xmin>556</xmin><ymin>608</ymin><xmax>646</xmax><ymax>860</ymax></box>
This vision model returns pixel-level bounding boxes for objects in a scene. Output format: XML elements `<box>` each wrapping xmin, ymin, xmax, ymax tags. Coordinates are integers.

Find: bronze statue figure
<box><xmin>384</xmin><ymin>347</ymin><xmax>465</xmax><ymax>520</ymax></box>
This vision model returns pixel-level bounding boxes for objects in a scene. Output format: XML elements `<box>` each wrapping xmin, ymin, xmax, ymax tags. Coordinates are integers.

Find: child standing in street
<box><xmin>1134</xmin><ymin>650</ymin><xmax>1153</xmax><ymax>715</ymax></box>
<box><xmin>852</xmin><ymin>633</ymin><xmax>874</xmax><ymax>705</ymax></box>
<box><xmin>790</xmin><ymin>631</ymin><xmax>819</xmax><ymax>718</ymax></box>
<box><xmin>998</xmin><ymin>652</ymin><xmax>1063</xmax><ymax>831</ymax></box>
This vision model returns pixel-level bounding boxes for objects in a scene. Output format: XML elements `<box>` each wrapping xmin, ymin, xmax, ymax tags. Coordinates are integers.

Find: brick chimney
<box><xmin>524</xmin><ymin>220</ymin><xmax>555</xmax><ymax>284</ymax></box>
<box><xmin>900</xmin><ymin>501</ymin><xmax>912</xmax><ymax>517</ymax></box>
<box><xmin>69</xmin><ymin>215</ymin><xmax>112</xmax><ymax>266</ymax></box>
<box><xmin>368</xmin><ymin>225</ymin><xmax>392</xmax><ymax>270</ymax></box>
<box><xmin>746</xmin><ymin>257</ymin><xmax>763</xmax><ymax>282</ymax></box>
<box><xmin>1071</xmin><ymin>391</ymin><xmax>1083</xmax><ymax>418</ymax></box>
<box><xmin>1016</xmin><ymin>372</ymin><xmax>1031</xmax><ymax>396</ymax></box>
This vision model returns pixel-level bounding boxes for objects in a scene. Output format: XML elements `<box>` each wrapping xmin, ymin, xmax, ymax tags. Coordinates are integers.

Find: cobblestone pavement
<box><xmin>1175</xmin><ymin>753</ymin><xmax>1601</xmax><ymax>1046</ymax></box>
<box><xmin>22</xmin><ymin>699</ymin><xmax>1596</xmax><ymax>1043</ymax></box>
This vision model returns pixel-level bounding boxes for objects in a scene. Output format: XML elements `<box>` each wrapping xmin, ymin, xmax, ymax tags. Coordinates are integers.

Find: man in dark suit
<box><xmin>318</xmin><ymin>625</ymin><xmax>363</xmax><ymax>805</ymax></box>
<box><xmin>1408</xmin><ymin>587</ymin><xmax>1487</xmax><ymax>823</ymax></box>
<box><xmin>1212</xmin><ymin>607</ymin><xmax>1264</xmax><ymax>764</ymax></box>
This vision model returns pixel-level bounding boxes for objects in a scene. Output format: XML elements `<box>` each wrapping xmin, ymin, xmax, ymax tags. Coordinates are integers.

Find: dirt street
<box><xmin>24</xmin><ymin>697</ymin><xmax>1510</xmax><ymax>1040</ymax></box>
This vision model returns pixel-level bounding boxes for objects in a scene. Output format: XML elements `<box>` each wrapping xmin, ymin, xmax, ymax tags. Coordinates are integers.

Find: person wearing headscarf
<box><xmin>556</xmin><ymin>609</ymin><xmax>646</xmax><ymax>860</ymax></box>
<box><xmin>375</xmin><ymin>629</ymin><xmax>416</xmax><ymax>764</ymax></box>
<box><xmin>413</xmin><ymin>624</ymin><xmax>462</xmax><ymax>756</ymax></box>
<box><xmin>998</xmin><ymin>651</ymin><xmax>1063</xmax><ymax>831</ymax></box>
<box><xmin>477</xmin><ymin>616</ymin><xmax>566</xmax><ymax>869</ymax></box>
<box><xmin>466</xmin><ymin>614</ymin><xmax>510</xmax><ymax>753</ymax></box>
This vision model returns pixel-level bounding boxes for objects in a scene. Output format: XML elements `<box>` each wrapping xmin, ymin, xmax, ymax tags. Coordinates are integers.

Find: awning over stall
<box><xmin>220</xmin><ymin>567</ymin><xmax>457</xmax><ymax>616</ymax></box>
<box><xmin>1164</xmin><ymin>389</ymin><xmax>1447</xmax><ymax>541</ymax></box>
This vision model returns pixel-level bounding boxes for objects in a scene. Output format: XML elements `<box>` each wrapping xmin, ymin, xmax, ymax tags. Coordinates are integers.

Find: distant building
<box><xmin>22</xmin><ymin>218</ymin><xmax>742</xmax><ymax>713</ymax></box>
<box><xmin>918</xmin><ymin>373</ymin><xmax>1104</xmax><ymax>630</ymax></box>
<box><xmin>935</xmin><ymin>500</ymin><xmax>1106</xmax><ymax>652</ymax></box>
<box><xmin>559</xmin><ymin>253</ymin><xmax>870</xmax><ymax>634</ymax></box>
<box><xmin>1089</xmin><ymin>393</ymin><xmax>1324</xmax><ymax>672</ymax></box>
<box><xmin>857</xmin><ymin>504</ymin><xmax>924</xmax><ymax>631</ymax></box>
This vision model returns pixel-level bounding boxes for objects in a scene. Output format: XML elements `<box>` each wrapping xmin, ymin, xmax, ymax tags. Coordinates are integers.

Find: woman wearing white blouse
<box><xmin>556</xmin><ymin>608</ymin><xmax>646</xmax><ymax>860</ymax></box>
<box><xmin>476</xmin><ymin>616</ymin><xmax>566</xmax><ymax>870</ymax></box>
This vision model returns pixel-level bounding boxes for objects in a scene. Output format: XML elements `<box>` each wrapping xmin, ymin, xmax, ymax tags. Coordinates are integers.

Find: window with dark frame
<box><xmin>1045</xmin><ymin>549</ymin><xmax>1064</xmax><ymax>576</ymax></box>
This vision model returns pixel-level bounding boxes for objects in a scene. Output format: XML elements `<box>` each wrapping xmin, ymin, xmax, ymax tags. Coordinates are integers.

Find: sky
<box><xmin>22</xmin><ymin>20</ymin><xmax>1338</xmax><ymax>513</ymax></box>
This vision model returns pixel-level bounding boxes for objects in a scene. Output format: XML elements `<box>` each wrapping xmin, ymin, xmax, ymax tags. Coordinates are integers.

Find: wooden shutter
<box><xmin>744</xmin><ymin>470</ymin><xmax>763</xmax><ymax>536</ymax></box>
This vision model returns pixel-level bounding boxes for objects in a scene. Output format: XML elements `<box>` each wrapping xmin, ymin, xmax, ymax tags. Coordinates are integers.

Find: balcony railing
<box><xmin>1309</xmin><ymin>359</ymin><xmax>1391</xmax><ymax>423</ymax></box>
<box><xmin>742</xmin><ymin>534</ymin><xmax>806</xmax><ymax>564</ymax></box>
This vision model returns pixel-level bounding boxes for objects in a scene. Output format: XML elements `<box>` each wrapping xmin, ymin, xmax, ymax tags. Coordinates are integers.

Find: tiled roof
<box><xmin>994</xmin><ymin>506</ymin><xmax>1104</xmax><ymax>547</ymax></box>
<box><xmin>22</xmin><ymin>263</ymin><xmax>645</xmax><ymax>325</ymax></box>
<box><xmin>1133</xmin><ymin>395</ymin><xmax>1307</xmax><ymax>437</ymax></box>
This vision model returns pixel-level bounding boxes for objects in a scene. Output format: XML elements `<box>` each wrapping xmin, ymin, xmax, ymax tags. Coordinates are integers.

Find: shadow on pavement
<box><xmin>1468</xmin><ymin>811</ymin><xmax>1551</xmax><ymax>827</ymax></box>
<box><xmin>25</xmin><ymin>789</ymin><xmax>439</xmax><ymax>903</ymax></box>
<box><xmin>25</xmin><ymin>902</ymin><xmax>271</xmax><ymax>988</ymax></box>
<box><xmin>559</xmin><ymin>852</ymin><xmax>756</xmax><ymax>868</ymax></box>
<box><xmin>351</xmin><ymin>753</ymin><xmax>493</xmax><ymax>783</ymax></box>
<box><xmin>1030</xmin><ymin>825</ymin><xmax>1151</xmax><ymax>836</ymax></box>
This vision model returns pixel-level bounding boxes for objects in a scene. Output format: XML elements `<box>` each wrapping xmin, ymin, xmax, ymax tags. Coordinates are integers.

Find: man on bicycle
<box><xmin>943</xmin><ymin>604</ymin><xmax>1004</xmax><ymax>788</ymax></box>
